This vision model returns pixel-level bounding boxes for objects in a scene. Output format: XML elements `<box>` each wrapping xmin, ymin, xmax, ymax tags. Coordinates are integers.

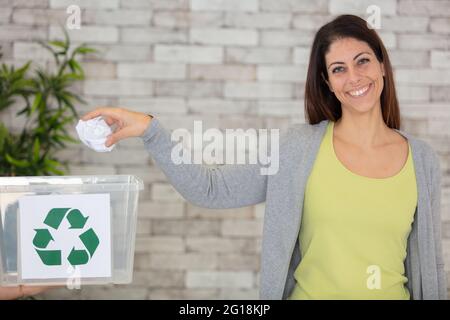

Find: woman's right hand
<box><xmin>81</xmin><ymin>107</ymin><xmax>153</xmax><ymax>147</ymax></box>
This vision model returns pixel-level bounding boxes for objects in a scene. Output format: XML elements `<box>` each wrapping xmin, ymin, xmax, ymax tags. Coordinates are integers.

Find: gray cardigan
<box><xmin>141</xmin><ymin>117</ymin><xmax>447</xmax><ymax>300</ymax></box>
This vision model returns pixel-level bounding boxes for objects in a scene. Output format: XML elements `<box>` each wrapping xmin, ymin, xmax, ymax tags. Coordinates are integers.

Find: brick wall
<box><xmin>0</xmin><ymin>0</ymin><xmax>449</xmax><ymax>299</ymax></box>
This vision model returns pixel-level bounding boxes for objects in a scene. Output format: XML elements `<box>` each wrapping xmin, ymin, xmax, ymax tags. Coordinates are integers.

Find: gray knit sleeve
<box><xmin>140</xmin><ymin>118</ymin><xmax>268</xmax><ymax>209</ymax></box>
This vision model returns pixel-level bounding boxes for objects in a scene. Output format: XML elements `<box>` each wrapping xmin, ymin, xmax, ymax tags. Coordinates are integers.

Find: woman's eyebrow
<box><xmin>327</xmin><ymin>51</ymin><xmax>372</xmax><ymax>70</ymax></box>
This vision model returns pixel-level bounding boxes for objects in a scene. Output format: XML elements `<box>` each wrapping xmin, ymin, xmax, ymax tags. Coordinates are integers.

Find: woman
<box><xmin>80</xmin><ymin>15</ymin><xmax>446</xmax><ymax>299</ymax></box>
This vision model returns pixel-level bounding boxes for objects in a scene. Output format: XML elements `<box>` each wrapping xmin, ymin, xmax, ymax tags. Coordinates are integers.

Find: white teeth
<box><xmin>348</xmin><ymin>84</ymin><xmax>370</xmax><ymax>97</ymax></box>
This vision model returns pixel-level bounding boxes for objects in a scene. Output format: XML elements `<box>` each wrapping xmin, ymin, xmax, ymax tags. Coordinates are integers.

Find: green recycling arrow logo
<box><xmin>32</xmin><ymin>208</ymin><xmax>100</xmax><ymax>266</ymax></box>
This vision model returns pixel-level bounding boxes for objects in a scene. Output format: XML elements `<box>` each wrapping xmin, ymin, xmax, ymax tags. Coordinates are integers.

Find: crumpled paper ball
<box><xmin>75</xmin><ymin>116</ymin><xmax>115</xmax><ymax>152</ymax></box>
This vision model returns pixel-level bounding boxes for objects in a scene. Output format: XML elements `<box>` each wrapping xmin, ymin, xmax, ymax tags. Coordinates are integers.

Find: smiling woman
<box><xmin>77</xmin><ymin>14</ymin><xmax>445</xmax><ymax>300</ymax></box>
<box><xmin>290</xmin><ymin>14</ymin><xmax>446</xmax><ymax>300</ymax></box>
<box><xmin>304</xmin><ymin>15</ymin><xmax>410</xmax><ymax>181</ymax></box>
<box><xmin>305</xmin><ymin>15</ymin><xmax>398</xmax><ymax>128</ymax></box>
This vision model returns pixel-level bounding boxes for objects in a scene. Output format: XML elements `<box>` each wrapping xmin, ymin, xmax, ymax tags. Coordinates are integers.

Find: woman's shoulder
<box><xmin>394</xmin><ymin>127</ymin><xmax>440</xmax><ymax>172</ymax></box>
<box><xmin>275</xmin><ymin>120</ymin><xmax>330</xmax><ymax>159</ymax></box>
<box><xmin>284</xmin><ymin>119</ymin><xmax>328</xmax><ymax>136</ymax></box>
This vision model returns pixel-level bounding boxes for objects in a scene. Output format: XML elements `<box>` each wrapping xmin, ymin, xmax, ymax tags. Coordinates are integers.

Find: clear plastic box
<box><xmin>0</xmin><ymin>175</ymin><xmax>144</xmax><ymax>286</ymax></box>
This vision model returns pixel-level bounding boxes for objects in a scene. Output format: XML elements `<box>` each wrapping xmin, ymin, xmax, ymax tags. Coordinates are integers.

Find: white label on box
<box><xmin>18</xmin><ymin>194</ymin><xmax>112</xmax><ymax>280</ymax></box>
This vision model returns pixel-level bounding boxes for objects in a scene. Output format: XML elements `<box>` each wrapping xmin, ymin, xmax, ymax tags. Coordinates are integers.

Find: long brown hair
<box><xmin>304</xmin><ymin>14</ymin><xmax>400</xmax><ymax>129</ymax></box>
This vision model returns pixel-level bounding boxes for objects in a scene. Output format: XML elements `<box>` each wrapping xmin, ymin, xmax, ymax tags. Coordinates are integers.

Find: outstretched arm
<box><xmin>81</xmin><ymin>107</ymin><xmax>270</xmax><ymax>209</ymax></box>
<box><xmin>141</xmin><ymin>117</ymin><xmax>268</xmax><ymax>209</ymax></box>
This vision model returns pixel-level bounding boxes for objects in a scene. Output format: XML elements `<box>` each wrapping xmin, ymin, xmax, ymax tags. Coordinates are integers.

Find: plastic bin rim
<box><xmin>0</xmin><ymin>174</ymin><xmax>144</xmax><ymax>192</ymax></box>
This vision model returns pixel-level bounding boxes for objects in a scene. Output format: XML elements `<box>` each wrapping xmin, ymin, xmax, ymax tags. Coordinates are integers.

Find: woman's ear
<box><xmin>322</xmin><ymin>73</ymin><xmax>333</xmax><ymax>92</ymax></box>
<box><xmin>381</xmin><ymin>62</ymin><xmax>385</xmax><ymax>77</ymax></box>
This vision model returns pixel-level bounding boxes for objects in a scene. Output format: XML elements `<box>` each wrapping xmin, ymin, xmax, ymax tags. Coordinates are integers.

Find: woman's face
<box><xmin>324</xmin><ymin>37</ymin><xmax>385</xmax><ymax>115</ymax></box>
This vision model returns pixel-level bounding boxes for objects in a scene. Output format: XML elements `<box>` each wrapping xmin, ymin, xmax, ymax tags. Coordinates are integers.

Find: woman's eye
<box><xmin>332</xmin><ymin>66</ymin><xmax>344</xmax><ymax>73</ymax></box>
<box><xmin>358</xmin><ymin>58</ymin><xmax>370</xmax><ymax>64</ymax></box>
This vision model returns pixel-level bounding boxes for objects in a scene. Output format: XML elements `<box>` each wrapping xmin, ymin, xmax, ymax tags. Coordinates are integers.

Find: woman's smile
<box><xmin>346</xmin><ymin>82</ymin><xmax>373</xmax><ymax>98</ymax></box>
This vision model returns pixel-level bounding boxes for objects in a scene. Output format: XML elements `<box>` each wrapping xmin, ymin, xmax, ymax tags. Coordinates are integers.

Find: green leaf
<box><xmin>68</xmin><ymin>59</ymin><xmax>84</xmax><ymax>77</ymax></box>
<box><xmin>44</xmin><ymin>158</ymin><xmax>61</xmax><ymax>168</ymax></box>
<box><xmin>62</xmin><ymin>26</ymin><xmax>70</xmax><ymax>49</ymax></box>
<box><xmin>50</xmin><ymin>136</ymin><xmax>66</xmax><ymax>148</ymax></box>
<box><xmin>30</xmin><ymin>92</ymin><xmax>42</xmax><ymax>115</ymax></box>
<box><xmin>37</xmin><ymin>40</ymin><xmax>58</xmax><ymax>55</ymax></box>
<box><xmin>0</xmin><ymin>123</ymin><xmax>9</xmax><ymax>152</ymax></box>
<box><xmin>32</xmin><ymin>138</ymin><xmax>40</xmax><ymax>162</ymax></box>
<box><xmin>61</xmin><ymin>72</ymin><xmax>83</xmax><ymax>81</ymax></box>
<box><xmin>48</xmin><ymin>40</ymin><xmax>67</xmax><ymax>50</ymax></box>
<box><xmin>5</xmin><ymin>154</ymin><xmax>30</xmax><ymax>168</ymax></box>
<box><xmin>15</xmin><ymin>61</ymin><xmax>31</xmax><ymax>77</ymax></box>
<box><xmin>0</xmin><ymin>98</ymin><xmax>15</xmax><ymax>111</ymax></box>
<box><xmin>73</xmin><ymin>46</ymin><xmax>97</xmax><ymax>55</ymax></box>
<box><xmin>43</xmin><ymin>157</ymin><xmax>65</xmax><ymax>175</ymax></box>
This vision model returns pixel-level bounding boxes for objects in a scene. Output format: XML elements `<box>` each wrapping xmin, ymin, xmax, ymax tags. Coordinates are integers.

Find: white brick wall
<box><xmin>190</xmin><ymin>28</ymin><xmax>258</xmax><ymax>46</ymax></box>
<box><xmin>224</xmin><ymin>82</ymin><xmax>292</xmax><ymax>99</ymax></box>
<box><xmin>12</xmin><ymin>9</ymin><xmax>66</xmax><ymax>25</ymax></box>
<box><xmin>153</xmin><ymin>11</ymin><xmax>223</xmax><ymax>28</ymax></box>
<box><xmin>83</xmin><ymin>9</ymin><xmax>152</xmax><ymax>26</ymax></box>
<box><xmin>49</xmin><ymin>25</ymin><xmax>119</xmax><ymax>43</ymax></box>
<box><xmin>261</xmin><ymin>30</ymin><xmax>315</xmax><ymax>46</ymax></box>
<box><xmin>225</xmin><ymin>13</ymin><xmax>292</xmax><ymax>29</ymax></box>
<box><xmin>329</xmin><ymin>0</ymin><xmax>396</xmax><ymax>15</ymax></box>
<box><xmin>0</xmin><ymin>7</ymin><xmax>11</xmax><ymax>23</ymax></box>
<box><xmin>186</xmin><ymin>237</ymin><xmax>256</xmax><ymax>253</ymax></box>
<box><xmin>260</xmin><ymin>0</ymin><xmax>328</xmax><ymax>13</ymax></box>
<box><xmin>431</xmin><ymin>18</ymin><xmax>450</xmax><ymax>34</ymax></box>
<box><xmin>119</xmin><ymin>97</ymin><xmax>187</xmax><ymax>114</ymax></box>
<box><xmin>226</xmin><ymin>47</ymin><xmax>290</xmax><ymax>64</ymax></box>
<box><xmin>83</xmin><ymin>79</ymin><xmax>153</xmax><ymax>96</ymax></box>
<box><xmin>13</xmin><ymin>41</ymin><xmax>53</xmax><ymax>60</ymax></box>
<box><xmin>389</xmin><ymin>50</ymin><xmax>429</xmax><ymax>67</ymax></box>
<box><xmin>186</xmin><ymin>271</ymin><xmax>254</xmax><ymax>288</ymax></box>
<box><xmin>83</xmin><ymin>61</ymin><xmax>116</xmax><ymax>79</ymax></box>
<box><xmin>431</xmin><ymin>51</ymin><xmax>450</xmax><ymax>68</ymax></box>
<box><xmin>50</xmin><ymin>0</ymin><xmax>119</xmax><ymax>9</ymax></box>
<box><xmin>398</xmin><ymin>0</ymin><xmax>450</xmax><ymax>16</ymax></box>
<box><xmin>121</xmin><ymin>28</ymin><xmax>188</xmax><ymax>44</ymax></box>
<box><xmin>398</xmin><ymin>34</ymin><xmax>450</xmax><ymax>50</ymax></box>
<box><xmin>135</xmin><ymin>236</ymin><xmax>184</xmax><ymax>253</ymax></box>
<box><xmin>154</xmin><ymin>45</ymin><xmax>223</xmax><ymax>63</ymax></box>
<box><xmin>11</xmin><ymin>0</ymin><xmax>48</xmax><ymax>8</ymax></box>
<box><xmin>395</xmin><ymin>69</ymin><xmax>450</xmax><ymax>85</ymax></box>
<box><xmin>93</xmin><ymin>45</ymin><xmax>152</xmax><ymax>62</ymax></box>
<box><xmin>117</xmin><ymin>63</ymin><xmax>186</xmax><ymax>80</ymax></box>
<box><xmin>191</xmin><ymin>0</ymin><xmax>258</xmax><ymax>12</ymax></box>
<box><xmin>221</xmin><ymin>219</ymin><xmax>264</xmax><ymax>237</ymax></box>
<box><xmin>189</xmin><ymin>64</ymin><xmax>255</xmax><ymax>80</ymax></box>
<box><xmin>0</xmin><ymin>25</ymin><xmax>47</xmax><ymax>41</ymax></box>
<box><xmin>1</xmin><ymin>0</ymin><xmax>448</xmax><ymax>300</ymax></box>
<box><xmin>257</xmin><ymin>65</ymin><xmax>307</xmax><ymax>82</ymax></box>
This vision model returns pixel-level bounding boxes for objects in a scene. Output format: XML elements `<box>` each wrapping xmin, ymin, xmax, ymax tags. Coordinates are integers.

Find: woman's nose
<box><xmin>347</xmin><ymin>66</ymin><xmax>363</xmax><ymax>86</ymax></box>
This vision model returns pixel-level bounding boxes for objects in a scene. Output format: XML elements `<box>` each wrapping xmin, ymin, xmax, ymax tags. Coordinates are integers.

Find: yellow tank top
<box><xmin>289</xmin><ymin>121</ymin><xmax>417</xmax><ymax>300</ymax></box>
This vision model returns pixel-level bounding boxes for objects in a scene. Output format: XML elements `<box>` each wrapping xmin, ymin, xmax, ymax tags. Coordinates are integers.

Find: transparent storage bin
<box><xmin>0</xmin><ymin>175</ymin><xmax>144</xmax><ymax>286</ymax></box>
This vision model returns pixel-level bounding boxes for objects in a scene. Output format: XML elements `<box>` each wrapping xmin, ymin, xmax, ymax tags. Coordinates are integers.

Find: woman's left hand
<box><xmin>0</xmin><ymin>285</ymin><xmax>52</xmax><ymax>300</ymax></box>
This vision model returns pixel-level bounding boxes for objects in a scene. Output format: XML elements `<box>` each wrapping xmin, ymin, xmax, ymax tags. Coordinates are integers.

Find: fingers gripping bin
<box><xmin>0</xmin><ymin>175</ymin><xmax>144</xmax><ymax>286</ymax></box>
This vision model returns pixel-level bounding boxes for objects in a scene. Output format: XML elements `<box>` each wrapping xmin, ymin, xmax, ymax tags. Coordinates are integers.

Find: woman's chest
<box><xmin>333</xmin><ymin>137</ymin><xmax>409</xmax><ymax>179</ymax></box>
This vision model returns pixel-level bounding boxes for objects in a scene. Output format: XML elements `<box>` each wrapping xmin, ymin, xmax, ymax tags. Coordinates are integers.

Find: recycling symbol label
<box><xmin>19</xmin><ymin>194</ymin><xmax>112</xmax><ymax>281</ymax></box>
<box><xmin>33</xmin><ymin>208</ymin><xmax>100</xmax><ymax>266</ymax></box>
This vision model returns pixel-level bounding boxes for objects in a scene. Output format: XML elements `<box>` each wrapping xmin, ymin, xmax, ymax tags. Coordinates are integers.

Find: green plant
<box><xmin>0</xmin><ymin>30</ymin><xmax>95</xmax><ymax>176</ymax></box>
